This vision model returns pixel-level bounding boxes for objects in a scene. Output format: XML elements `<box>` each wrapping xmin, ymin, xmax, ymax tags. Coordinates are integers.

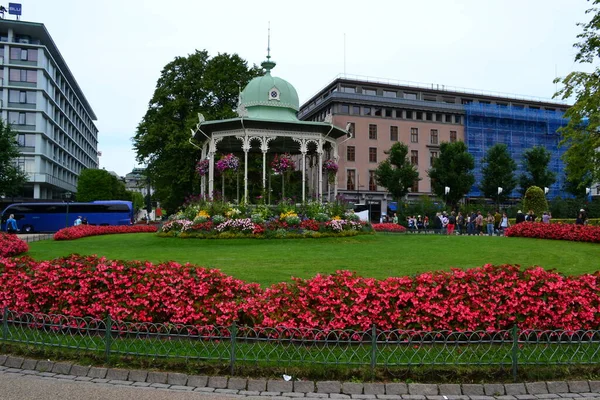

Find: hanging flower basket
<box><xmin>323</xmin><ymin>159</ymin><xmax>338</xmax><ymax>184</ymax></box>
<box><xmin>216</xmin><ymin>153</ymin><xmax>240</xmax><ymax>175</ymax></box>
<box><xmin>196</xmin><ymin>159</ymin><xmax>210</xmax><ymax>177</ymax></box>
<box><xmin>271</xmin><ymin>153</ymin><xmax>296</xmax><ymax>174</ymax></box>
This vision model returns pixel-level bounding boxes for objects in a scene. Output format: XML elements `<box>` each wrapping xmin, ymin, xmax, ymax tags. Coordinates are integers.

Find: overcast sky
<box><xmin>15</xmin><ymin>0</ymin><xmax>595</xmax><ymax>176</ymax></box>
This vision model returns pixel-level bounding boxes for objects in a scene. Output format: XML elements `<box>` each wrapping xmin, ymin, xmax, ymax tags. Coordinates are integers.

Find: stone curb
<box><xmin>1</xmin><ymin>355</ymin><xmax>600</xmax><ymax>396</ymax></box>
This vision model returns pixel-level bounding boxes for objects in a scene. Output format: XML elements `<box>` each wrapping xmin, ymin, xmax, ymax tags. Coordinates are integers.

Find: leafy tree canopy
<box><xmin>133</xmin><ymin>50</ymin><xmax>261</xmax><ymax>212</ymax></box>
<box><xmin>427</xmin><ymin>141</ymin><xmax>475</xmax><ymax>207</ymax></box>
<box><xmin>518</xmin><ymin>146</ymin><xmax>556</xmax><ymax>196</ymax></box>
<box><xmin>76</xmin><ymin>169</ymin><xmax>129</xmax><ymax>202</ymax></box>
<box><xmin>554</xmin><ymin>0</ymin><xmax>600</xmax><ymax>189</ymax></box>
<box><xmin>480</xmin><ymin>144</ymin><xmax>517</xmax><ymax>203</ymax></box>
<box><xmin>0</xmin><ymin>119</ymin><xmax>28</xmax><ymax>197</ymax></box>
<box><xmin>374</xmin><ymin>142</ymin><xmax>420</xmax><ymax>203</ymax></box>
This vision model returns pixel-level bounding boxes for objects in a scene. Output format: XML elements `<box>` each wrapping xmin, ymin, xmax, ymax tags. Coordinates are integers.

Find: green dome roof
<box><xmin>238</xmin><ymin>59</ymin><xmax>300</xmax><ymax>121</ymax></box>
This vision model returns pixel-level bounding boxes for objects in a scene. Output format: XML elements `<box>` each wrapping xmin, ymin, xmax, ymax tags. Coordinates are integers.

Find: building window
<box><xmin>8</xmin><ymin>111</ymin><xmax>35</xmax><ymax>125</ymax></box>
<box><xmin>385</xmin><ymin>109</ymin><xmax>392</xmax><ymax>118</ymax></box>
<box><xmin>406</xmin><ymin>110</ymin><xmax>413</xmax><ymax>119</ymax></box>
<box><xmin>352</xmin><ymin>105</ymin><xmax>360</xmax><ymax>114</ymax></box>
<box><xmin>369</xmin><ymin>170</ymin><xmax>377</xmax><ymax>191</ymax></box>
<box><xmin>445</xmin><ymin>114</ymin><xmax>452</xmax><ymax>123</ymax></box>
<box><xmin>9</xmin><ymin>68</ymin><xmax>36</xmax><ymax>83</ymax></box>
<box><xmin>450</xmin><ymin>131</ymin><xmax>457</xmax><ymax>143</ymax></box>
<box><xmin>436</xmin><ymin>114</ymin><xmax>443</xmax><ymax>122</ymax></box>
<box><xmin>369</xmin><ymin>147</ymin><xmax>377</xmax><ymax>163</ymax></box>
<box><xmin>411</xmin><ymin>150</ymin><xmax>418</xmax><ymax>165</ymax></box>
<box><xmin>347</xmin><ymin>169</ymin><xmax>356</xmax><ymax>191</ymax></box>
<box><xmin>404</xmin><ymin>92</ymin><xmax>417</xmax><ymax>100</ymax></box>
<box><xmin>426</xmin><ymin>112</ymin><xmax>433</xmax><ymax>121</ymax></box>
<box><xmin>364</xmin><ymin>107</ymin><xmax>371</xmax><ymax>116</ymax></box>
<box><xmin>430</xmin><ymin>129</ymin><xmax>439</xmax><ymax>145</ymax></box>
<box><xmin>411</xmin><ymin>128</ymin><xmax>418</xmax><ymax>143</ymax></box>
<box><xmin>347</xmin><ymin>146</ymin><xmax>355</xmax><ymax>162</ymax></box>
<box><xmin>430</xmin><ymin>151</ymin><xmax>439</xmax><ymax>167</ymax></box>
<box><xmin>374</xmin><ymin>108</ymin><xmax>382</xmax><ymax>117</ymax></box>
<box><xmin>342</xmin><ymin>86</ymin><xmax>356</xmax><ymax>93</ymax></box>
<box><xmin>363</xmin><ymin>88</ymin><xmax>377</xmax><ymax>96</ymax></box>
<box><xmin>416</xmin><ymin>111</ymin><xmax>423</xmax><ymax>120</ymax></box>
<box><xmin>390</xmin><ymin>126</ymin><xmax>398</xmax><ymax>141</ymax></box>
<box><xmin>455</xmin><ymin>115</ymin><xmax>462</xmax><ymax>124</ymax></box>
<box><xmin>340</xmin><ymin>104</ymin><xmax>349</xmax><ymax>113</ymax></box>
<box><xmin>411</xmin><ymin>179</ymin><xmax>419</xmax><ymax>193</ymax></box>
<box><xmin>369</xmin><ymin>124</ymin><xmax>377</xmax><ymax>140</ymax></box>
<box><xmin>9</xmin><ymin>48</ymin><xmax>37</xmax><ymax>62</ymax></box>
<box><xmin>383</xmin><ymin>90</ymin><xmax>396</xmax><ymax>98</ymax></box>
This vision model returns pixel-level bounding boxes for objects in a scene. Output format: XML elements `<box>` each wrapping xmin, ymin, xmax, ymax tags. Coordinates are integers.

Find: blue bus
<box><xmin>1</xmin><ymin>200</ymin><xmax>134</xmax><ymax>233</ymax></box>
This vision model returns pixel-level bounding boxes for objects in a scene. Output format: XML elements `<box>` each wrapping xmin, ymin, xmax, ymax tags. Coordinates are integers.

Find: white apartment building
<box><xmin>0</xmin><ymin>19</ymin><xmax>98</xmax><ymax>199</ymax></box>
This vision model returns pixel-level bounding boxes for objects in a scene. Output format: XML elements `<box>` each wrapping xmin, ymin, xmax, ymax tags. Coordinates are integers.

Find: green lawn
<box><xmin>25</xmin><ymin>233</ymin><xmax>600</xmax><ymax>286</ymax></box>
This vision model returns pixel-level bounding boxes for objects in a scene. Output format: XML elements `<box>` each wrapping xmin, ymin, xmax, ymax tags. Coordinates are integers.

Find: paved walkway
<box><xmin>2</xmin><ymin>355</ymin><xmax>600</xmax><ymax>399</ymax></box>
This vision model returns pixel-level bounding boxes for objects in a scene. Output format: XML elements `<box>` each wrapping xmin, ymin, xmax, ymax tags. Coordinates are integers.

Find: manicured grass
<box><xmin>25</xmin><ymin>233</ymin><xmax>600</xmax><ymax>286</ymax></box>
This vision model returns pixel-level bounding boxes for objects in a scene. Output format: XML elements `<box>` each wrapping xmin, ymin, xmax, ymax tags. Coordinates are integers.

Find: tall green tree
<box><xmin>518</xmin><ymin>146</ymin><xmax>556</xmax><ymax>196</ymax></box>
<box><xmin>133</xmin><ymin>51</ymin><xmax>261</xmax><ymax>212</ymax></box>
<box><xmin>480</xmin><ymin>144</ymin><xmax>517</xmax><ymax>203</ymax></box>
<box><xmin>76</xmin><ymin>169</ymin><xmax>129</xmax><ymax>202</ymax></box>
<box><xmin>375</xmin><ymin>142</ymin><xmax>420</xmax><ymax>207</ymax></box>
<box><xmin>554</xmin><ymin>0</ymin><xmax>600</xmax><ymax>190</ymax></box>
<box><xmin>427</xmin><ymin>141</ymin><xmax>475</xmax><ymax>207</ymax></box>
<box><xmin>0</xmin><ymin>119</ymin><xmax>28</xmax><ymax>197</ymax></box>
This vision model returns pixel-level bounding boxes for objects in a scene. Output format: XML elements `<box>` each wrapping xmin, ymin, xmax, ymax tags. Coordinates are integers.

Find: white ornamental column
<box><xmin>317</xmin><ymin>140</ymin><xmax>324</xmax><ymax>203</ymax></box>
<box><xmin>332</xmin><ymin>141</ymin><xmax>339</xmax><ymax>200</ymax></box>
<box><xmin>201</xmin><ymin>143</ymin><xmax>208</xmax><ymax>197</ymax></box>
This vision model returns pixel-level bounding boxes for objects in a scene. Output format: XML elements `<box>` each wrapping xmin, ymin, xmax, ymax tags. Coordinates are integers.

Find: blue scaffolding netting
<box><xmin>464</xmin><ymin>103</ymin><xmax>568</xmax><ymax>199</ymax></box>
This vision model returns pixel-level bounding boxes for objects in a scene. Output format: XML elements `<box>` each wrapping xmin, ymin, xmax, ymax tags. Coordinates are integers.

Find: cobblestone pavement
<box><xmin>2</xmin><ymin>356</ymin><xmax>600</xmax><ymax>400</ymax></box>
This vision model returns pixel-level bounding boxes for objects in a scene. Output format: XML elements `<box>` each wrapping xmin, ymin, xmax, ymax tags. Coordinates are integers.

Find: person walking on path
<box><xmin>499</xmin><ymin>212</ymin><xmax>510</xmax><ymax>235</ymax></box>
<box><xmin>486</xmin><ymin>212</ymin><xmax>495</xmax><ymax>236</ymax></box>
<box><xmin>6</xmin><ymin>214</ymin><xmax>18</xmax><ymax>233</ymax></box>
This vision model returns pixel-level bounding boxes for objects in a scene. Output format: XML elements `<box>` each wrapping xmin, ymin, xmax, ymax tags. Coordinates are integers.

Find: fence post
<box><xmin>511</xmin><ymin>325</ymin><xmax>518</xmax><ymax>382</ymax></box>
<box><xmin>2</xmin><ymin>307</ymin><xmax>8</xmax><ymax>353</ymax></box>
<box><xmin>370</xmin><ymin>324</ymin><xmax>377</xmax><ymax>377</ymax></box>
<box><xmin>105</xmin><ymin>314</ymin><xmax>112</xmax><ymax>364</ymax></box>
<box><xmin>230</xmin><ymin>321</ymin><xmax>237</xmax><ymax>375</ymax></box>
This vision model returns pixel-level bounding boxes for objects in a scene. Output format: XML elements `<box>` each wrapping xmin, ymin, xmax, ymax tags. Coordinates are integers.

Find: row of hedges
<box><xmin>1</xmin><ymin>255</ymin><xmax>599</xmax><ymax>332</ymax></box>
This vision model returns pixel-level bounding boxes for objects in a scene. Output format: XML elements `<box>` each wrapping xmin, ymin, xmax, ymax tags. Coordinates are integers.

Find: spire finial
<box><xmin>261</xmin><ymin>21</ymin><xmax>276</xmax><ymax>73</ymax></box>
<box><xmin>267</xmin><ymin>21</ymin><xmax>271</xmax><ymax>61</ymax></box>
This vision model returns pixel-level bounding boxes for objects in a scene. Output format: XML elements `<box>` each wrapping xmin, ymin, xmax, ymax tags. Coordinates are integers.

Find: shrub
<box><xmin>522</xmin><ymin>186</ymin><xmax>549</xmax><ymax>217</ymax></box>
<box><xmin>54</xmin><ymin>225</ymin><xmax>157</xmax><ymax>241</ymax></box>
<box><xmin>0</xmin><ymin>233</ymin><xmax>28</xmax><ymax>256</ymax></box>
<box><xmin>505</xmin><ymin>221</ymin><xmax>600</xmax><ymax>243</ymax></box>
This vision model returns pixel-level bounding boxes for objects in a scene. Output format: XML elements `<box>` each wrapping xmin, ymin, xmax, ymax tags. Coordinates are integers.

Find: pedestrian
<box><xmin>499</xmin><ymin>212</ymin><xmax>510</xmax><ymax>235</ymax></box>
<box><xmin>392</xmin><ymin>213</ymin><xmax>398</xmax><ymax>224</ymax></box>
<box><xmin>74</xmin><ymin>216</ymin><xmax>82</xmax><ymax>226</ymax></box>
<box><xmin>447</xmin><ymin>211</ymin><xmax>456</xmax><ymax>235</ymax></box>
<box><xmin>541</xmin><ymin>211</ymin><xmax>551</xmax><ymax>224</ymax></box>
<box><xmin>515</xmin><ymin>210</ymin><xmax>525</xmax><ymax>224</ymax></box>
<box><xmin>579</xmin><ymin>208</ymin><xmax>588</xmax><ymax>225</ymax></box>
<box><xmin>494</xmin><ymin>210</ymin><xmax>501</xmax><ymax>234</ymax></box>
<box><xmin>81</xmin><ymin>217</ymin><xmax>88</xmax><ymax>225</ymax></box>
<box><xmin>576</xmin><ymin>210</ymin><xmax>585</xmax><ymax>225</ymax></box>
<box><xmin>525</xmin><ymin>209</ymin><xmax>536</xmax><ymax>222</ymax></box>
<box><xmin>469</xmin><ymin>211</ymin><xmax>477</xmax><ymax>235</ymax></box>
<box><xmin>6</xmin><ymin>214</ymin><xmax>18</xmax><ymax>234</ymax></box>
<box><xmin>423</xmin><ymin>215</ymin><xmax>429</xmax><ymax>231</ymax></box>
<box><xmin>457</xmin><ymin>212</ymin><xmax>464</xmax><ymax>235</ymax></box>
<box><xmin>475</xmin><ymin>210</ymin><xmax>484</xmax><ymax>235</ymax></box>
<box><xmin>486</xmin><ymin>212</ymin><xmax>495</xmax><ymax>236</ymax></box>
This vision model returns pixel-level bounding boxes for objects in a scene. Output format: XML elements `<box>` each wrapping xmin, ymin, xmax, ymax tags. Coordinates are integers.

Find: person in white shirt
<box><xmin>74</xmin><ymin>216</ymin><xmax>82</xmax><ymax>226</ymax></box>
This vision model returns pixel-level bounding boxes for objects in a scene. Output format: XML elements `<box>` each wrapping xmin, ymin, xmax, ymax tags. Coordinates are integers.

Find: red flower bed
<box><xmin>505</xmin><ymin>222</ymin><xmax>600</xmax><ymax>243</ymax></box>
<box><xmin>0</xmin><ymin>255</ymin><xmax>259</xmax><ymax>325</ymax></box>
<box><xmin>0</xmin><ymin>233</ymin><xmax>28</xmax><ymax>257</ymax></box>
<box><xmin>1</xmin><ymin>256</ymin><xmax>600</xmax><ymax>332</ymax></box>
<box><xmin>54</xmin><ymin>225</ymin><xmax>158</xmax><ymax>241</ymax></box>
<box><xmin>372</xmin><ymin>223</ymin><xmax>407</xmax><ymax>232</ymax></box>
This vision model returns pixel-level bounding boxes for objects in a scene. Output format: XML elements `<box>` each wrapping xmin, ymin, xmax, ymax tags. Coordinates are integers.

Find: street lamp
<box><xmin>497</xmin><ymin>187</ymin><xmax>503</xmax><ymax>208</ymax></box>
<box><xmin>64</xmin><ymin>191</ymin><xmax>72</xmax><ymax>228</ymax></box>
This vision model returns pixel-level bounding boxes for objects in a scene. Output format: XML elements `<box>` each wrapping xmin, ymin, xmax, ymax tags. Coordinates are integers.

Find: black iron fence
<box><xmin>2</xmin><ymin>308</ymin><xmax>599</xmax><ymax>381</ymax></box>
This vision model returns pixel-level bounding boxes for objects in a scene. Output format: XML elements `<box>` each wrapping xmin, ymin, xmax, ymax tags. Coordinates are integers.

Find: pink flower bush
<box><xmin>1</xmin><ymin>258</ymin><xmax>600</xmax><ymax>333</ymax></box>
<box><xmin>54</xmin><ymin>225</ymin><xmax>157</xmax><ymax>241</ymax></box>
<box><xmin>0</xmin><ymin>233</ymin><xmax>28</xmax><ymax>256</ymax></box>
<box><xmin>505</xmin><ymin>222</ymin><xmax>600</xmax><ymax>243</ymax></box>
<box><xmin>372</xmin><ymin>223</ymin><xmax>407</xmax><ymax>232</ymax></box>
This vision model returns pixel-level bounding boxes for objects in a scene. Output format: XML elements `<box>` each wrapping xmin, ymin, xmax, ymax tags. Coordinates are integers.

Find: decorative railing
<box><xmin>2</xmin><ymin>308</ymin><xmax>599</xmax><ymax>380</ymax></box>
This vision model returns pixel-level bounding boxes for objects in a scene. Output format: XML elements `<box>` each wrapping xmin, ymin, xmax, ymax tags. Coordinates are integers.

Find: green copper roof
<box><xmin>238</xmin><ymin>59</ymin><xmax>300</xmax><ymax>121</ymax></box>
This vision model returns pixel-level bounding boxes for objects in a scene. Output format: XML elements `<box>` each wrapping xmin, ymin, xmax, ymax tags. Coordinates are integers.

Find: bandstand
<box><xmin>191</xmin><ymin>54</ymin><xmax>351</xmax><ymax>203</ymax></box>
